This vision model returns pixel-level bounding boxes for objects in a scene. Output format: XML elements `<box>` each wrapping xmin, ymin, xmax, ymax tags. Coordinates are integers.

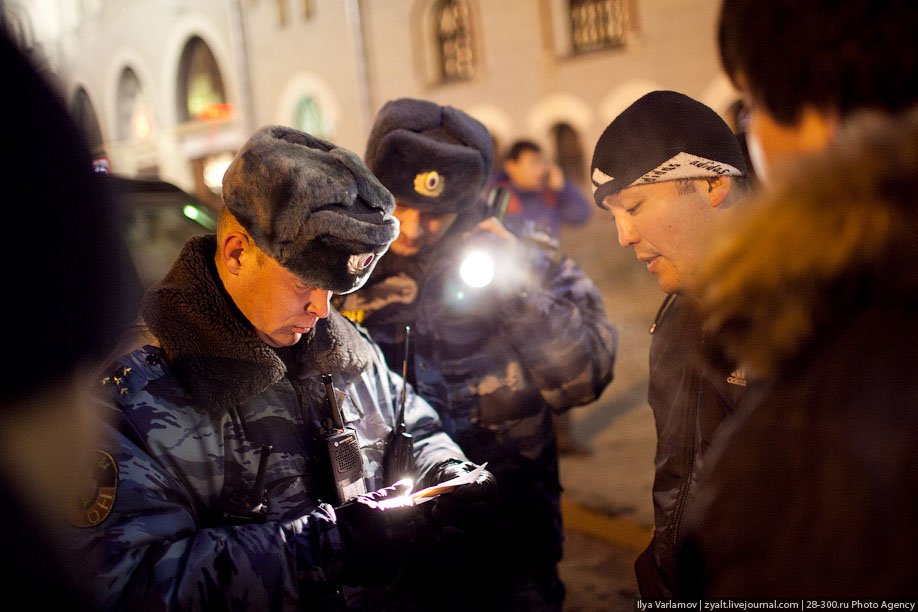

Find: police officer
<box><xmin>68</xmin><ymin>125</ymin><xmax>495</xmax><ymax>611</ymax></box>
<box><xmin>336</xmin><ymin>98</ymin><xmax>619</xmax><ymax>611</ymax></box>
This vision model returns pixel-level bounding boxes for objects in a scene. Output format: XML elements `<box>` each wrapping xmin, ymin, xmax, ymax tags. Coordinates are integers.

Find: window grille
<box><xmin>569</xmin><ymin>0</ymin><xmax>628</xmax><ymax>54</ymax></box>
<box><xmin>435</xmin><ymin>0</ymin><xmax>475</xmax><ymax>81</ymax></box>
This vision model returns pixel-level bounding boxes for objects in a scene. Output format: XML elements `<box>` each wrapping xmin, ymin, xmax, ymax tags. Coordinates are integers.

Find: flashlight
<box><xmin>458</xmin><ymin>187</ymin><xmax>511</xmax><ymax>288</ymax></box>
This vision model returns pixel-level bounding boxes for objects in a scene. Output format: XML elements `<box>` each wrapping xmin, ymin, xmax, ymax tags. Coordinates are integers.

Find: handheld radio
<box><xmin>320</xmin><ymin>373</ymin><xmax>366</xmax><ymax>505</ymax></box>
<box><xmin>383</xmin><ymin>326</ymin><xmax>416</xmax><ymax>485</ymax></box>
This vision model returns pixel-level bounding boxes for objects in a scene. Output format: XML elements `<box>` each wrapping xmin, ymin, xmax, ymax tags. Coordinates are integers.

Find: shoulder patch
<box><xmin>99</xmin><ymin>348</ymin><xmax>167</xmax><ymax>399</ymax></box>
<box><xmin>339</xmin><ymin>309</ymin><xmax>366</xmax><ymax>325</ymax></box>
<box><xmin>68</xmin><ymin>449</ymin><xmax>118</xmax><ymax>527</ymax></box>
<box><xmin>100</xmin><ymin>364</ymin><xmax>134</xmax><ymax>396</ymax></box>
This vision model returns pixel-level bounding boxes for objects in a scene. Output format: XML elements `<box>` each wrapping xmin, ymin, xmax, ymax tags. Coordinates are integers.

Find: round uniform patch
<box><xmin>68</xmin><ymin>449</ymin><xmax>118</xmax><ymax>527</ymax></box>
<box><xmin>347</xmin><ymin>253</ymin><xmax>376</xmax><ymax>274</ymax></box>
<box><xmin>413</xmin><ymin>170</ymin><xmax>445</xmax><ymax>197</ymax></box>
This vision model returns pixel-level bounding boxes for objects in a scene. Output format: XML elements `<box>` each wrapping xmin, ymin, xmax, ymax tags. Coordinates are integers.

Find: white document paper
<box><xmin>377</xmin><ymin>462</ymin><xmax>488</xmax><ymax>509</ymax></box>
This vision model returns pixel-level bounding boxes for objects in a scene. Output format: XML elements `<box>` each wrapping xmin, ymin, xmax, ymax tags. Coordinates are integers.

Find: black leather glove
<box><xmin>334</xmin><ymin>481</ymin><xmax>430</xmax><ymax>586</ymax></box>
<box><xmin>424</xmin><ymin>460</ymin><xmax>498</xmax><ymax>530</ymax></box>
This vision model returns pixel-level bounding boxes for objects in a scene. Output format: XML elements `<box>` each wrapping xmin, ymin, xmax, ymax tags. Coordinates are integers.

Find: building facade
<box><xmin>7</xmin><ymin>0</ymin><xmax>737</xmax><ymax>205</ymax></box>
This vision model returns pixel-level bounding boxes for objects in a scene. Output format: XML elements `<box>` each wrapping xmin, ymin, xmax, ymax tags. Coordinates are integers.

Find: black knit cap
<box><xmin>222</xmin><ymin>126</ymin><xmax>399</xmax><ymax>294</ymax></box>
<box><xmin>590</xmin><ymin>90</ymin><xmax>747</xmax><ymax>206</ymax></box>
<box><xmin>364</xmin><ymin>97</ymin><xmax>493</xmax><ymax>216</ymax></box>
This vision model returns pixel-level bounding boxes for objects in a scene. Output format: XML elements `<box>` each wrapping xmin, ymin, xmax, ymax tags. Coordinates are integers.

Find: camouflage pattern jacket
<box><xmin>334</xmin><ymin>225</ymin><xmax>618</xmax><ymax>584</ymax></box>
<box><xmin>69</xmin><ymin>236</ymin><xmax>467</xmax><ymax>611</ymax></box>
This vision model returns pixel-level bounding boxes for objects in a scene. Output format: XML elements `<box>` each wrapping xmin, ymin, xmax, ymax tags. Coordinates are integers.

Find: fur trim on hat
<box><xmin>364</xmin><ymin>98</ymin><xmax>493</xmax><ymax>216</ymax></box>
<box><xmin>692</xmin><ymin>109</ymin><xmax>918</xmax><ymax>378</ymax></box>
<box><xmin>591</xmin><ymin>91</ymin><xmax>747</xmax><ymax>206</ymax></box>
<box><xmin>222</xmin><ymin>126</ymin><xmax>398</xmax><ymax>294</ymax></box>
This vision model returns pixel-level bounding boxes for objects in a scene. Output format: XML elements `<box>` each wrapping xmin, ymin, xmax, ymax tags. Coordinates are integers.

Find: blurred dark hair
<box><xmin>1</xmin><ymin>28</ymin><xmax>141</xmax><ymax>403</ymax></box>
<box><xmin>504</xmin><ymin>139</ymin><xmax>541</xmax><ymax>161</ymax></box>
<box><xmin>718</xmin><ymin>0</ymin><xmax>918</xmax><ymax>125</ymax></box>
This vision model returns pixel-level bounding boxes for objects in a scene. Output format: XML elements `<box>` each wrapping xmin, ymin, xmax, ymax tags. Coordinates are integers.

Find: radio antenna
<box><xmin>396</xmin><ymin>325</ymin><xmax>411</xmax><ymax>433</ymax></box>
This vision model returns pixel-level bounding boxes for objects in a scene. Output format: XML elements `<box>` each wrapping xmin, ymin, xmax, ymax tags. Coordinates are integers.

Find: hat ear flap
<box><xmin>330</xmin><ymin>147</ymin><xmax>394</xmax><ymax>214</ymax></box>
<box><xmin>365</xmin><ymin>98</ymin><xmax>443</xmax><ymax>169</ymax></box>
<box><xmin>441</xmin><ymin>106</ymin><xmax>493</xmax><ymax>175</ymax></box>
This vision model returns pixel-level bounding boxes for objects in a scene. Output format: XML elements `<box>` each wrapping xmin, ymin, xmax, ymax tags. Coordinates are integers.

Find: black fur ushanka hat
<box><xmin>364</xmin><ymin>97</ymin><xmax>493</xmax><ymax>216</ymax></box>
<box><xmin>222</xmin><ymin>125</ymin><xmax>398</xmax><ymax>294</ymax></box>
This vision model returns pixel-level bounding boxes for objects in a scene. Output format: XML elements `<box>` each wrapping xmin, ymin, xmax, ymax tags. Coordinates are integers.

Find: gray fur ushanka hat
<box><xmin>364</xmin><ymin>97</ymin><xmax>493</xmax><ymax>215</ymax></box>
<box><xmin>222</xmin><ymin>125</ymin><xmax>398</xmax><ymax>294</ymax></box>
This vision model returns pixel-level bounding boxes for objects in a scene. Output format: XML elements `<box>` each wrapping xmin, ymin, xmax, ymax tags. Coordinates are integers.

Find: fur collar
<box><xmin>693</xmin><ymin>111</ymin><xmax>918</xmax><ymax>378</ymax></box>
<box><xmin>141</xmin><ymin>235</ymin><xmax>374</xmax><ymax>414</ymax></box>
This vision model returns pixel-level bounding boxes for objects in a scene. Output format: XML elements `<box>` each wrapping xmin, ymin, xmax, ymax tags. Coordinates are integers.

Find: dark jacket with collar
<box><xmin>637</xmin><ymin>293</ymin><xmax>748</xmax><ymax>598</ymax></box>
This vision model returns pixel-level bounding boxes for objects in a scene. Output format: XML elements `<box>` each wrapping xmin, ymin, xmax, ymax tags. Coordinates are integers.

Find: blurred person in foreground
<box><xmin>676</xmin><ymin>0</ymin><xmax>918</xmax><ymax>598</ymax></box>
<box><xmin>67</xmin><ymin>124</ymin><xmax>495</xmax><ymax>611</ymax></box>
<box><xmin>335</xmin><ymin>97</ymin><xmax>619</xmax><ymax>611</ymax></box>
<box><xmin>589</xmin><ymin>90</ymin><xmax>754</xmax><ymax>599</ymax></box>
<box><xmin>0</xmin><ymin>26</ymin><xmax>141</xmax><ymax>609</ymax></box>
<box><xmin>493</xmin><ymin>139</ymin><xmax>596</xmax><ymax>455</ymax></box>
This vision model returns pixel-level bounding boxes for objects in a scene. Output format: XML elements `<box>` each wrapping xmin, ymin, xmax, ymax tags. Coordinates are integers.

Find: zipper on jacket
<box><xmin>649</xmin><ymin>293</ymin><xmax>677</xmax><ymax>335</ymax></box>
<box><xmin>669</xmin><ymin>337</ymin><xmax>705</xmax><ymax>561</ymax></box>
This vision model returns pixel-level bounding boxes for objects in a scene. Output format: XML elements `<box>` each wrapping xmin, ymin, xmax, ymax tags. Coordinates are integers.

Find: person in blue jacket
<box><xmin>494</xmin><ymin>139</ymin><xmax>593</xmax><ymax>241</ymax></box>
<box><xmin>67</xmin><ymin>125</ymin><xmax>495</xmax><ymax>611</ymax></box>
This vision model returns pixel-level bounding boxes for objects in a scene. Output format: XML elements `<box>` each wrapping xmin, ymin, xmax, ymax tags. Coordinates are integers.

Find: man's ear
<box><xmin>220</xmin><ymin>232</ymin><xmax>248</xmax><ymax>275</ymax></box>
<box><xmin>707</xmin><ymin>176</ymin><xmax>732</xmax><ymax>208</ymax></box>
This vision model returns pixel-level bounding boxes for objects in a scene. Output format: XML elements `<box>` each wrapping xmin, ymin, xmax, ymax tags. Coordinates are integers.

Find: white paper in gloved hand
<box><xmin>411</xmin><ymin>462</ymin><xmax>488</xmax><ymax>504</ymax></box>
<box><xmin>376</xmin><ymin>463</ymin><xmax>488</xmax><ymax>508</ymax></box>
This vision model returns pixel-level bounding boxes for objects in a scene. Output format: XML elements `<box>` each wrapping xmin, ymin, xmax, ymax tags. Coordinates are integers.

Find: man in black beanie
<box><xmin>339</xmin><ymin>97</ymin><xmax>618</xmax><ymax>611</ymax></box>
<box><xmin>590</xmin><ymin>90</ymin><xmax>753</xmax><ymax>600</ymax></box>
<box><xmin>66</xmin><ymin>123</ymin><xmax>496</xmax><ymax>612</ymax></box>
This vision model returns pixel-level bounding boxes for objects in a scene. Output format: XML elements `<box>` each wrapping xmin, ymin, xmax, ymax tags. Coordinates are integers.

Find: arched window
<box><xmin>293</xmin><ymin>95</ymin><xmax>329</xmax><ymax>137</ymax></box>
<box><xmin>434</xmin><ymin>0</ymin><xmax>475</xmax><ymax>82</ymax></box>
<box><xmin>71</xmin><ymin>87</ymin><xmax>105</xmax><ymax>156</ymax></box>
<box><xmin>569</xmin><ymin>0</ymin><xmax>629</xmax><ymax>55</ymax></box>
<box><xmin>176</xmin><ymin>37</ymin><xmax>228</xmax><ymax>123</ymax></box>
<box><xmin>116</xmin><ymin>67</ymin><xmax>152</xmax><ymax>141</ymax></box>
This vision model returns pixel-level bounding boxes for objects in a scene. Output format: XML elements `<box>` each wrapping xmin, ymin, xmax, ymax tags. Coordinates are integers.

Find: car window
<box><xmin>104</xmin><ymin>175</ymin><xmax>218</xmax><ymax>290</ymax></box>
<box><xmin>123</xmin><ymin>200</ymin><xmax>215</xmax><ymax>289</ymax></box>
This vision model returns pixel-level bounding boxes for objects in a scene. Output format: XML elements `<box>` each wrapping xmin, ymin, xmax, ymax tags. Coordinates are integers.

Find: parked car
<box><xmin>104</xmin><ymin>174</ymin><xmax>218</xmax><ymax>290</ymax></box>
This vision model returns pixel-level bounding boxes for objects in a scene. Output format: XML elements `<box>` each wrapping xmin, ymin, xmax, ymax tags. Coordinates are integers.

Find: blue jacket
<box><xmin>334</xmin><ymin>214</ymin><xmax>618</xmax><ymax>605</ymax></box>
<box><xmin>69</xmin><ymin>236</ymin><xmax>467</xmax><ymax>611</ymax></box>
<box><xmin>493</xmin><ymin>170</ymin><xmax>593</xmax><ymax>239</ymax></box>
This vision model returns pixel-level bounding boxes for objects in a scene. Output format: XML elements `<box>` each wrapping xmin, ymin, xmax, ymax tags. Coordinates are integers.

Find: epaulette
<box><xmin>99</xmin><ymin>346</ymin><xmax>168</xmax><ymax>402</ymax></box>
